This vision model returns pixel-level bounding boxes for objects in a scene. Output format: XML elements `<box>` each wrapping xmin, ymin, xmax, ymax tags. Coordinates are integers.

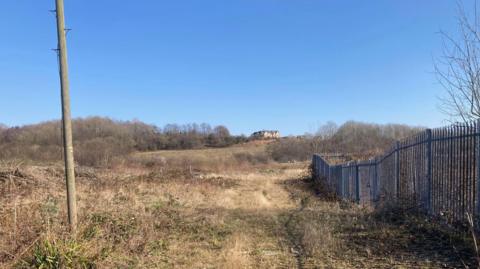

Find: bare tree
<box><xmin>436</xmin><ymin>1</ymin><xmax>480</xmax><ymax>122</ymax></box>
<box><xmin>316</xmin><ymin>121</ymin><xmax>338</xmax><ymax>140</ymax></box>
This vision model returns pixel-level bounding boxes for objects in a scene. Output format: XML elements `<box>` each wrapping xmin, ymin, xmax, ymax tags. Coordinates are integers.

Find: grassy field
<box><xmin>0</xmin><ymin>143</ymin><xmax>477</xmax><ymax>268</ymax></box>
<box><xmin>133</xmin><ymin>142</ymin><xmax>273</xmax><ymax>172</ymax></box>
<box><xmin>137</xmin><ymin>141</ymin><xmax>269</xmax><ymax>159</ymax></box>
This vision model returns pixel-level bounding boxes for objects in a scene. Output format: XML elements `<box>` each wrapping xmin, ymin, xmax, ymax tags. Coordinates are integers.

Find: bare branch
<box><xmin>436</xmin><ymin>0</ymin><xmax>480</xmax><ymax>123</ymax></box>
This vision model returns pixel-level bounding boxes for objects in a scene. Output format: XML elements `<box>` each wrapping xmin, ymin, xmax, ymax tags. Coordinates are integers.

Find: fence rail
<box><xmin>312</xmin><ymin>120</ymin><xmax>480</xmax><ymax>227</ymax></box>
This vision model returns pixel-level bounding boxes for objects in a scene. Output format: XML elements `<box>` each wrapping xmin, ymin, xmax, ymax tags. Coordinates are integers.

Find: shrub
<box><xmin>267</xmin><ymin>121</ymin><xmax>423</xmax><ymax>162</ymax></box>
<box><xmin>267</xmin><ymin>138</ymin><xmax>312</xmax><ymax>162</ymax></box>
<box><xmin>233</xmin><ymin>152</ymin><xmax>270</xmax><ymax>165</ymax></box>
<box><xmin>0</xmin><ymin>117</ymin><xmax>245</xmax><ymax>166</ymax></box>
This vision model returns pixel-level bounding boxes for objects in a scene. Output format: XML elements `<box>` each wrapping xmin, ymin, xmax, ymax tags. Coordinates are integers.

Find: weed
<box><xmin>32</xmin><ymin>239</ymin><xmax>60</xmax><ymax>269</ymax></box>
<box><xmin>41</xmin><ymin>196</ymin><xmax>59</xmax><ymax>227</ymax></box>
<box><xmin>22</xmin><ymin>237</ymin><xmax>95</xmax><ymax>269</ymax></box>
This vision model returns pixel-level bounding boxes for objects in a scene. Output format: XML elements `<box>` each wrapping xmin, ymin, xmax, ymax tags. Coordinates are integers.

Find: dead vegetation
<box><xmin>281</xmin><ymin>175</ymin><xmax>479</xmax><ymax>268</ymax></box>
<box><xmin>0</xmin><ymin>145</ymin><xmax>478</xmax><ymax>268</ymax></box>
<box><xmin>267</xmin><ymin>121</ymin><xmax>423</xmax><ymax>163</ymax></box>
<box><xmin>132</xmin><ymin>142</ymin><xmax>272</xmax><ymax>173</ymax></box>
<box><xmin>0</xmin><ymin>145</ymin><xmax>295</xmax><ymax>268</ymax></box>
<box><xmin>0</xmin><ymin>117</ymin><xmax>248</xmax><ymax>167</ymax></box>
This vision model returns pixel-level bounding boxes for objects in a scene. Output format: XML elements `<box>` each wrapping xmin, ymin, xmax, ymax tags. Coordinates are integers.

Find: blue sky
<box><xmin>0</xmin><ymin>1</ymin><xmax>473</xmax><ymax>135</ymax></box>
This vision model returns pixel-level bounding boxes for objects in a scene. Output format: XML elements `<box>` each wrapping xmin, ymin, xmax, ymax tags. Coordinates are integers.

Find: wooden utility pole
<box><xmin>54</xmin><ymin>0</ymin><xmax>77</xmax><ymax>232</ymax></box>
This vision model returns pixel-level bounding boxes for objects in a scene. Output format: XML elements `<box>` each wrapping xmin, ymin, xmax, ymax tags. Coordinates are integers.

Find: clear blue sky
<box><xmin>0</xmin><ymin>1</ymin><xmax>473</xmax><ymax>135</ymax></box>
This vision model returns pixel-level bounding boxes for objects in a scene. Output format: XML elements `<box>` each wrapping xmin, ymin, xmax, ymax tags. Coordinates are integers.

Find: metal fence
<box><xmin>312</xmin><ymin>120</ymin><xmax>480</xmax><ymax>227</ymax></box>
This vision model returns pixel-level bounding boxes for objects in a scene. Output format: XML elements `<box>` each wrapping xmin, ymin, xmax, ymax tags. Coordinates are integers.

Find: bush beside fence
<box><xmin>312</xmin><ymin>120</ymin><xmax>480</xmax><ymax>227</ymax></box>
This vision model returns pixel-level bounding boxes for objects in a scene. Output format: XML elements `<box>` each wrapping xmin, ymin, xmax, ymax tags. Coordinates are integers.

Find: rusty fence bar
<box><xmin>312</xmin><ymin>120</ymin><xmax>480</xmax><ymax>228</ymax></box>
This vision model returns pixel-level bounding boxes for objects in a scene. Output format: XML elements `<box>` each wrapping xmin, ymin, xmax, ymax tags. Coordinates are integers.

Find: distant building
<box><xmin>250</xmin><ymin>130</ymin><xmax>280</xmax><ymax>140</ymax></box>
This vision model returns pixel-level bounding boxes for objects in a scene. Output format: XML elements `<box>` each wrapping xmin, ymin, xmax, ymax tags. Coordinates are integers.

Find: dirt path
<box><xmin>207</xmin><ymin>167</ymin><xmax>305</xmax><ymax>268</ymax></box>
<box><xmin>204</xmin><ymin>166</ymin><xmax>477</xmax><ymax>268</ymax></box>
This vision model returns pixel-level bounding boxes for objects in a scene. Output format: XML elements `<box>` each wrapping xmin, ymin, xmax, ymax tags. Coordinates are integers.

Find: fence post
<box><xmin>345</xmin><ymin>165</ymin><xmax>348</xmax><ymax>199</ymax></box>
<box><xmin>324</xmin><ymin>159</ymin><xmax>328</xmax><ymax>179</ymax></box>
<box><xmin>317</xmin><ymin>156</ymin><xmax>320</xmax><ymax>180</ymax></box>
<box><xmin>476</xmin><ymin>120</ymin><xmax>480</xmax><ymax>222</ymax></box>
<box><xmin>426</xmin><ymin>129</ymin><xmax>432</xmax><ymax>214</ymax></box>
<box><xmin>373</xmin><ymin>158</ymin><xmax>378</xmax><ymax>202</ymax></box>
<box><xmin>312</xmin><ymin>155</ymin><xmax>316</xmax><ymax>180</ymax></box>
<box><xmin>395</xmin><ymin>141</ymin><xmax>400</xmax><ymax>201</ymax></box>
<box><xmin>326</xmin><ymin>165</ymin><xmax>330</xmax><ymax>189</ymax></box>
<box><xmin>320</xmin><ymin>157</ymin><xmax>323</xmax><ymax>179</ymax></box>
<box><xmin>312</xmin><ymin>155</ymin><xmax>315</xmax><ymax>180</ymax></box>
<box><xmin>328</xmin><ymin>166</ymin><xmax>332</xmax><ymax>189</ymax></box>
<box><xmin>355</xmin><ymin>162</ymin><xmax>360</xmax><ymax>204</ymax></box>
<box><xmin>337</xmin><ymin>166</ymin><xmax>341</xmax><ymax>197</ymax></box>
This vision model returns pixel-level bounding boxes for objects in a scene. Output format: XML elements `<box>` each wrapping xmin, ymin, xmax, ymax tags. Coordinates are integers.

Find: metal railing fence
<box><xmin>312</xmin><ymin>120</ymin><xmax>480</xmax><ymax>226</ymax></box>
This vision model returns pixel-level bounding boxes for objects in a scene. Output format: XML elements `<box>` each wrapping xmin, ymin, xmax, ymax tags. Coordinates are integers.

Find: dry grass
<box><xmin>132</xmin><ymin>142</ymin><xmax>272</xmax><ymax>173</ymax></box>
<box><xmin>281</xmin><ymin>177</ymin><xmax>479</xmax><ymax>268</ymax></box>
<box><xmin>0</xmin><ymin>145</ymin><xmax>477</xmax><ymax>268</ymax></box>
<box><xmin>0</xmin><ymin>146</ymin><xmax>301</xmax><ymax>268</ymax></box>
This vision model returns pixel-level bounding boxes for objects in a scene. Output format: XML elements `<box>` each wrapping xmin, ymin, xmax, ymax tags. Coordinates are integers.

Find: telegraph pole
<box><xmin>54</xmin><ymin>0</ymin><xmax>77</xmax><ymax>232</ymax></box>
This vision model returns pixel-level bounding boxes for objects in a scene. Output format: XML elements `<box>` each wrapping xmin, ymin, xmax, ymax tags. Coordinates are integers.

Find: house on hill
<box><xmin>250</xmin><ymin>130</ymin><xmax>280</xmax><ymax>140</ymax></box>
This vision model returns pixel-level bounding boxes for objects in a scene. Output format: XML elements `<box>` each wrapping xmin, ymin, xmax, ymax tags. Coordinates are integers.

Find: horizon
<box><xmin>1</xmin><ymin>1</ymin><xmax>476</xmax><ymax>135</ymax></box>
<box><xmin>0</xmin><ymin>115</ymin><xmax>430</xmax><ymax>137</ymax></box>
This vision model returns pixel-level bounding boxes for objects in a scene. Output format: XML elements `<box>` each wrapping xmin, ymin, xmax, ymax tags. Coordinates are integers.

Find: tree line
<box><xmin>0</xmin><ymin>117</ymin><xmax>247</xmax><ymax>166</ymax></box>
<box><xmin>268</xmin><ymin>121</ymin><xmax>423</xmax><ymax>162</ymax></box>
<box><xmin>0</xmin><ymin>117</ymin><xmax>424</xmax><ymax>165</ymax></box>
